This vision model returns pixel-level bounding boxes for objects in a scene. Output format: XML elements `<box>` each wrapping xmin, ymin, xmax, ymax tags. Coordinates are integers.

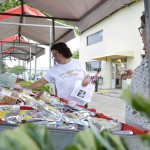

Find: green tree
<box><xmin>10</xmin><ymin>65</ymin><xmax>26</xmax><ymax>75</ymax></box>
<box><xmin>72</xmin><ymin>50</ymin><xmax>79</xmax><ymax>59</ymax></box>
<box><xmin>0</xmin><ymin>0</ymin><xmax>21</xmax><ymax>12</ymax></box>
<box><xmin>0</xmin><ymin>61</ymin><xmax>8</xmax><ymax>73</ymax></box>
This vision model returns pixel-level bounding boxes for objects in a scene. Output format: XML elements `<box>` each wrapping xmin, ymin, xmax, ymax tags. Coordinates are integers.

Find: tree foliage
<box><xmin>72</xmin><ymin>50</ymin><xmax>79</xmax><ymax>59</ymax></box>
<box><xmin>0</xmin><ymin>61</ymin><xmax>8</xmax><ymax>73</ymax></box>
<box><xmin>10</xmin><ymin>65</ymin><xmax>26</xmax><ymax>75</ymax></box>
<box><xmin>0</xmin><ymin>0</ymin><xmax>21</xmax><ymax>12</ymax></box>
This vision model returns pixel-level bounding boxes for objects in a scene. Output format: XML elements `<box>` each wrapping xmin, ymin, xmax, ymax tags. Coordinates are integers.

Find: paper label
<box><xmin>71</xmin><ymin>80</ymin><xmax>95</xmax><ymax>102</ymax></box>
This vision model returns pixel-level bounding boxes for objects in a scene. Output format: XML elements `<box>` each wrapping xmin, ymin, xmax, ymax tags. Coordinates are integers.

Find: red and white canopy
<box><xmin>1</xmin><ymin>35</ymin><xmax>45</xmax><ymax>61</ymax></box>
<box><xmin>0</xmin><ymin>5</ymin><xmax>74</xmax><ymax>45</ymax></box>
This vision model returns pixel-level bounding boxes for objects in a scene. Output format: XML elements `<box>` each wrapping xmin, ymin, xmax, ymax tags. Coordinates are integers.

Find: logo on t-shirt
<box><xmin>59</xmin><ymin>69</ymin><xmax>81</xmax><ymax>78</ymax></box>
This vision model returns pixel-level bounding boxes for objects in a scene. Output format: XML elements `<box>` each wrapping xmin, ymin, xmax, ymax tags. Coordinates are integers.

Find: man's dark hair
<box><xmin>51</xmin><ymin>42</ymin><xmax>72</xmax><ymax>58</ymax></box>
<box><xmin>141</xmin><ymin>11</ymin><xmax>145</xmax><ymax>24</ymax></box>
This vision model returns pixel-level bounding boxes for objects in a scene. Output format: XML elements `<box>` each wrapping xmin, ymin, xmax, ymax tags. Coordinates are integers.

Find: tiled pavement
<box><xmin>97</xmin><ymin>89</ymin><xmax>122</xmax><ymax>98</ymax></box>
<box><xmin>88</xmin><ymin>89</ymin><xmax>126</xmax><ymax>123</ymax></box>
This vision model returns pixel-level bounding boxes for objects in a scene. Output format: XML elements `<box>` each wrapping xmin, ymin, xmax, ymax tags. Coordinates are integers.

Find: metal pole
<box><xmin>0</xmin><ymin>21</ymin><xmax>73</xmax><ymax>29</ymax></box>
<box><xmin>52</xmin><ymin>19</ymin><xmax>57</xmax><ymax>95</ymax></box>
<box><xmin>2</xmin><ymin>44</ymin><xmax>34</xmax><ymax>48</ymax></box>
<box><xmin>17</xmin><ymin>59</ymin><xmax>20</xmax><ymax>79</ymax></box>
<box><xmin>0</xmin><ymin>43</ymin><xmax>2</xmax><ymax>74</ymax></box>
<box><xmin>52</xmin><ymin>19</ymin><xmax>55</xmax><ymax>45</ymax></box>
<box><xmin>52</xmin><ymin>19</ymin><xmax>56</xmax><ymax>66</ymax></box>
<box><xmin>29</xmin><ymin>47</ymin><xmax>32</xmax><ymax>80</ymax></box>
<box><xmin>49</xmin><ymin>27</ymin><xmax>52</xmax><ymax>69</ymax></box>
<box><xmin>23</xmin><ymin>59</ymin><xmax>25</xmax><ymax>80</ymax></box>
<box><xmin>35</xmin><ymin>44</ymin><xmax>37</xmax><ymax>80</ymax></box>
<box><xmin>144</xmin><ymin>0</ymin><xmax>150</xmax><ymax>91</ymax></box>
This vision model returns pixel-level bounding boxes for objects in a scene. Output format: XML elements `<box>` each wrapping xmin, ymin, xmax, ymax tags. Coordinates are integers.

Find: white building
<box><xmin>79</xmin><ymin>0</ymin><xmax>144</xmax><ymax>89</ymax></box>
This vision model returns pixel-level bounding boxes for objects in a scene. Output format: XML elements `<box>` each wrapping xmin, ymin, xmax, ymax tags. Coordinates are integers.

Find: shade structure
<box><xmin>2</xmin><ymin>49</ymin><xmax>34</xmax><ymax>62</ymax></box>
<box><xmin>23</xmin><ymin>0</ymin><xmax>134</xmax><ymax>33</ymax></box>
<box><xmin>92</xmin><ymin>51</ymin><xmax>134</xmax><ymax>61</ymax></box>
<box><xmin>0</xmin><ymin>5</ymin><xmax>74</xmax><ymax>45</ymax></box>
<box><xmin>0</xmin><ymin>35</ymin><xmax>45</xmax><ymax>61</ymax></box>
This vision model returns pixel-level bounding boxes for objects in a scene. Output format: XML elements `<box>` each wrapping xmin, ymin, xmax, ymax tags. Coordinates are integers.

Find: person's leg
<box><xmin>95</xmin><ymin>81</ymin><xmax>98</xmax><ymax>92</ymax></box>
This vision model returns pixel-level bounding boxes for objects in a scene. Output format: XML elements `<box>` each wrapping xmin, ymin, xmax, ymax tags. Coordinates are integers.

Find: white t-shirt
<box><xmin>44</xmin><ymin>58</ymin><xmax>88</xmax><ymax>106</ymax></box>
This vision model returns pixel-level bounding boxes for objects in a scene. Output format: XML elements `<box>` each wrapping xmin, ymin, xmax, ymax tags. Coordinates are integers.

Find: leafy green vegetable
<box><xmin>141</xmin><ymin>132</ymin><xmax>150</xmax><ymax>146</ymax></box>
<box><xmin>19</xmin><ymin>81</ymin><xmax>33</xmax><ymax>88</ymax></box>
<box><xmin>0</xmin><ymin>124</ymin><xmax>54</xmax><ymax>150</ymax></box>
<box><xmin>19</xmin><ymin>81</ymin><xmax>52</xmax><ymax>93</ymax></box>
<box><xmin>121</xmin><ymin>88</ymin><xmax>150</xmax><ymax>118</ymax></box>
<box><xmin>65</xmin><ymin>129</ymin><xmax>127</xmax><ymax>150</ymax></box>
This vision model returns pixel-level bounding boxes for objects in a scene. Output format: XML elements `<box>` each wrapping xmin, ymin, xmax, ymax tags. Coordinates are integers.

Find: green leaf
<box><xmin>141</xmin><ymin>132</ymin><xmax>150</xmax><ymax>146</ymax></box>
<box><xmin>122</xmin><ymin>88</ymin><xmax>150</xmax><ymax>118</ymax></box>
<box><xmin>0</xmin><ymin>124</ymin><xmax>54</xmax><ymax>150</ymax></box>
<box><xmin>66</xmin><ymin>128</ymin><xmax>128</xmax><ymax>150</ymax></box>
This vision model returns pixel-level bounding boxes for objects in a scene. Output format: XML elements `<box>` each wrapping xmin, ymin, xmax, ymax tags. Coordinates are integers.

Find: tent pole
<box><xmin>0</xmin><ymin>43</ymin><xmax>2</xmax><ymax>74</ymax></box>
<box><xmin>18</xmin><ymin>59</ymin><xmax>20</xmax><ymax>79</ymax></box>
<box><xmin>52</xmin><ymin>19</ymin><xmax>57</xmax><ymax>95</ymax></box>
<box><xmin>144</xmin><ymin>0</ymin><xmax>150</xmax><ymax>92</ymax></box>
<box><xmin>29</xmin><ymin>47</ymin><xmax>31</xmax><ymax>81</ymax></box>
<box><xmin>49</xmin><ymin>27</ymin><xmax>52</xmax><ymax>69</ymax></box>
<box><xmin>52</xmin><ymin>19</ymin><xmax>55</xmax><ymax>45</ymax></box>
<box><xmin>23</xmin><ymin>59</ymin><xmax>25</xmax><ymax>80</ymax></box>
<box><xmin>35</xmin><ymin>44</ymin><xmax>37</xmax><ymax>80</ymax></box>
<box><xmin>0</xmin><ymin>21</ymin><xmax>73</xmax><ymax>29</ymax></box>
<box><xmin>52</xmin><ymin>19</ymin><xmax>56</xmax><ymax>66</ymax></box>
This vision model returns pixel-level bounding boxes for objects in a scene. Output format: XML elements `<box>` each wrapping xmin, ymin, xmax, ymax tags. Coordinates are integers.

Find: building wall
<box><xmin>79</xmin><ymin>0</ymin><xmax>144</xmax><ymax>89</ymax></box>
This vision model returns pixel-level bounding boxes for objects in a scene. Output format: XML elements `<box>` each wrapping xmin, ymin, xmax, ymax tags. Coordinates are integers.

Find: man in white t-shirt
<box><xmin>27</xmin><ymin>42</ymin><xmax>90</xmax><ymax>106</ymax></box>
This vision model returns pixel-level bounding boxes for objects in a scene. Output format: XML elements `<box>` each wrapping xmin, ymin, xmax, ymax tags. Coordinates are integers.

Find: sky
<box><xmin>67</xmin><ymin>36</ymin><xmax>80</xmax><ymax>52</ymax></box>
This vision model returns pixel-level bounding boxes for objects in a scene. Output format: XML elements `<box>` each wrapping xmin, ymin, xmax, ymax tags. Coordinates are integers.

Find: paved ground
<box><xmin>88</xmin><ymin>89</ymin><xmax>126</xmax><ymax>123</ymax></box>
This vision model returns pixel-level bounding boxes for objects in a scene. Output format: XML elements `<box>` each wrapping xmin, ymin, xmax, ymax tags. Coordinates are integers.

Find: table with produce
<box><xmin>0</xmin><ymin>74</ymin><xmax>149</xmax><ymax>150</ymax></box>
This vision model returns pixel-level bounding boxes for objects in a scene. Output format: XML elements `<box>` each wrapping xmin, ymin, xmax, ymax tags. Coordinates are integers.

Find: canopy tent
<box><xmin>0</xmin><ymin>0</ymin><xmax>137</xmax><ymax>43</ymax></box>
<box><xmin>0</xmin><ymin>5</ymin><xmax>74</xmax><ymax>45</ymax></box>
<box><xmin>22</xmin><ymin>0</ymin><xmax>150</xmax><ymax>90</ymax></box>
<box><xmin>0</xmin><ymin>4</ymin><xmax>75</xmax><ymax>77</ymax></box>
<box><xmin>0</xmin><ymin>0</ymin><xmax>149</xmax><ymax>86</ymax></box>
<box><xmin>0</xmin><ymin>35</ymin><xmax>45</xmax><ymax>79</ymax></box>
<box><xmin>2</xmin><ymin>49</ymin><xmax>33</xmax><ymax>61</ymax></box>
<box><xmin>0</xmin><ymin>35</ymin><xmax>45</xmax><ymax>60</ymax></box>
<box><xmin>23</xmin><ymin>0</ymin><xmax>135</xmax><ymax>36</ymax></box>
<box><xmin>23</xmin><ymin>0</ymin><xmax>133</xmax><ymax>30</ymax></box>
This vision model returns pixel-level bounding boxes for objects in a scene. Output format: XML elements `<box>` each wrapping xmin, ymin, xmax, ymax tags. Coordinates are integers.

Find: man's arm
<box><xmin>27</xmin><ymin>78</ymin><xmax>48</xmax><ymax>90</ymax></box>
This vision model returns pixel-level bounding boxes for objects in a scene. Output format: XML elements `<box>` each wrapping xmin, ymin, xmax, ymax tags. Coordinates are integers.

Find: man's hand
<box><xmin>121</xmin><ymin>69</ymin><xmax>133</xmax><ymax>80</ymax></box>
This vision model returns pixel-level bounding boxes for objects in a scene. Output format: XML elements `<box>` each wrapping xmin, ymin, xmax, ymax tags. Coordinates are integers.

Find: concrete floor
<box><xmin>88</xmin><ymin>90</ymin><xmax>126</xmax><ymax>123</ymax></box>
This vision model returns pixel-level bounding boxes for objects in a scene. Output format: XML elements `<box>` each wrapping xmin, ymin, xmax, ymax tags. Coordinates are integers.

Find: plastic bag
<box><xmin>0</xmin><ymin>73</ymin><xmax>17</xmax><ymax>88</ymax></box>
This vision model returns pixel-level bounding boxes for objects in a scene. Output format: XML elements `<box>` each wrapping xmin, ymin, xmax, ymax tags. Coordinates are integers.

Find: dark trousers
<box><xmin>95</xmin><ymin>80</ymin><xmax>98</xmax><ymax>92</ymax></box>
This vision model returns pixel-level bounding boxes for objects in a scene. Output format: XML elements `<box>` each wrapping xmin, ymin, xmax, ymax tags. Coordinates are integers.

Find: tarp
<box><xmin>0</xmin><ymin>35</ymin><xmax>45</xmax><ymax>61</ymax></box>
<box><xmin>0</xmin><ymin>5</ymin><xmax>74</xmax><ymax>45</ymax></box>
<box><xmin>23</xmin><ymin>0</ymin><xmax>134</xmax><ymax>33</ymax></box>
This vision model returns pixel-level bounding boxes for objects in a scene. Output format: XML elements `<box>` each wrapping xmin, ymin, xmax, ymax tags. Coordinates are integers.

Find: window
<box><xmin>87</xmin><ymin>30</ymin><xmax>103</xmax><ymax>46</ymax></box>
<box><xmin>86</xmin><ymin>61</ymin><xmax>101</xmax><ymax>71</ymax></box>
